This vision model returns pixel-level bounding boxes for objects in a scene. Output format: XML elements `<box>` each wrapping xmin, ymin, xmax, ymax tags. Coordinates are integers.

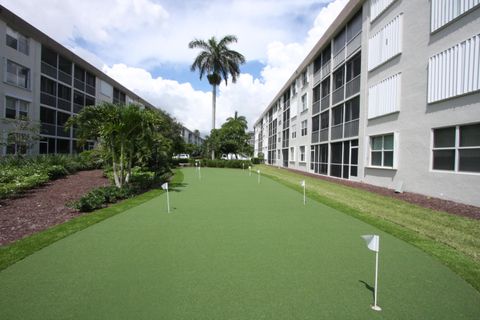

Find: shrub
<box><xmin>199</xmin><ymin>159</ymin><xmax>252</xmax><ymax>169</ymax></box>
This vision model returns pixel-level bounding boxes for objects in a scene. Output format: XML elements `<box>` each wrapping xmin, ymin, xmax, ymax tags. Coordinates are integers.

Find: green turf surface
<box><xmin>0</xmin><ymin>168</ymin><xmax>479</xmax><ymax>319</ymax></box>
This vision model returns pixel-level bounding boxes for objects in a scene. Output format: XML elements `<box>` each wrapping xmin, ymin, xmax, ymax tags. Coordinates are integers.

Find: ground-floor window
<box><xmin>311</xmin><ymin>144</ymin><xmax>328</xmax><ymax>174</ymax></box>
<box><xmin>299</xmin><ymin>146</ymin><xmax>306</xmax><ymax>162</ymax></box>
<box><xmin>433</xmin><ymin>123</ymin><xmax>480</xmax><ymax>173</ymax></box>
<box><xmin>370</xmin><ymin>134</ymin><xmax>394</xmax><ymax>168</ymax></box>
<box><xmin>6</xmin><ymin>133</ymin><xmax>28</xmax><ymax>155</ymax></box>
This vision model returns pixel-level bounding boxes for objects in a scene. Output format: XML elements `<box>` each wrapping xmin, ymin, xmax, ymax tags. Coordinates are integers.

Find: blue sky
<box><xmin>0</xmin><ymin>0</ymin><xmax>347</xmax><ymax>133</ymax></box>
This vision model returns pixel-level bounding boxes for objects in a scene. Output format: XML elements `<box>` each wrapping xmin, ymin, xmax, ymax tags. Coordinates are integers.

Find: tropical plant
<box><xmin>188</xmin><ymin>35</ymin><xmax>245</xmax><ymax>158</ymax></box>
<box><xmin>67</xmin><ymin>103</ymin><xmax>164</xmax><ymax>188</ymax></box>
<box><xmin>0</xmin><ymin>116</ymin><xmax>40</xmax><ymax>157</ymax></box>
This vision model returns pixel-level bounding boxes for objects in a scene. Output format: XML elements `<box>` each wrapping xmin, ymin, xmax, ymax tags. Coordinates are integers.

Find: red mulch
<box><xmin>0</xmin><ymin>170</ymin><xmax>110</xmax><ymax>246</ymax></box>
<box><xmin>284</xmin><ymin>167</ymin><xmax>480</xmax><ymax>220</ymax></box>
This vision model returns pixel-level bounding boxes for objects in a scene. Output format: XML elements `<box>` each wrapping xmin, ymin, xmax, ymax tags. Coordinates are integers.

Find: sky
<box><xmin>1</xmin><ymin>0</ymin><xmax>348</xmax><ymax>136</ymax></box>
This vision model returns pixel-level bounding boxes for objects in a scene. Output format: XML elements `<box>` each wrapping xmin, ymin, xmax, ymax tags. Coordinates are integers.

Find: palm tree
<box><xmin>226</xmin><ymin>111</ymin><xmax>248</xmax><ymax>131</ymax></box>
<box><xmin>189</xmin><ymin>35</ymin><xmax>245</xmax><ymax>158</ymax></box>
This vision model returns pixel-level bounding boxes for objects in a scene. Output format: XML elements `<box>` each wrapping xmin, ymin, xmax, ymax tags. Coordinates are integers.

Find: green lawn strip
<box><xmin>257</xmin><ymin>164</ymin><xmax>480</xmax><ymax>292</ymax></box>
<box><xmin>0</xmin><ymin>170</ymin><xmax>184</xmax><ymax>271</ymax></box>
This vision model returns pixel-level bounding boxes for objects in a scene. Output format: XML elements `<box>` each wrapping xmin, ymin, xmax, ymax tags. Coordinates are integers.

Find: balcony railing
<box><xmin>321</xmin><ymin>94</ymin><xmax>330</xmax><ymax>111</ymax></box>
<box><xmin>345</xmin><ymin>75</ymin><xmax>360</xmax><ymax>99</ymax></box>
<box><xmin>332</xmin><ymin>86</ymin><xmax>344</xmax><ymax>105</ymax></box>
<box><xmin>311</xmin><ymin>131</ymin><xmax>319</xmax><ymax>144</ymax></box>
<box><xmin>73</xmin><ymin>103</ymin><xmax>83</xmax><ymax>114</ymax></box>
<box><xmin>321</xmin><ymin>60</ymin><xmax>331</xmax><ymax>79</ymax></box>
<box><xmin>86</xmin><ymin>84</ymin><xmax>96</xmax><ymax>96</ymax></box>
<box><xmin>40</xmin><ymin>123</ymin><xmax>56</xmax><ymax>136</ymax></box>
<box><xmin>320</xmin><ymin>128</ymin><xmax>329</xmax><ymax>142</ymax></box>
<box><xmin>57</xmin><ymin>125</ymin><xmax>70</xmax><ymax>138</ymax></box>
<box><xmin>344</xmin><ymin>119</ymin><xmax>359</xmax><ymax>138</ymax></box>
<box><xmin>58</xmin><ymin>70</ymin><xmax>72</xmax><ymax>85</ymax></box>
<box><xmin>57</xmin><ymin>97</ymin><xmax>71</xmax><ymax>111</ymax></box>
<box><xmin>312</xmin><ymin>100</ymin><xmax>320</xmax><ymax>115</ymax></box>
<box><xmin>41</xmin><ymin>62</ymin><xmax>57</xmax><ymax>79</ymax></box>
<box><xmin>313</xmin><ymin>70</ymin><xmax>321</xmax><ymax>85</ymax></box>
<box><xmin>333</xmin><ymin>47</ymin><xmax>345</xmax><ymax>69</ymax></box>
<box><xmin>346</xmin><ymin>32</ymin><xmax>361</xmax><ymax>58</ymax></box>
<box><xmin>40</xmin><ymin>92</ymin><xmax>56</xmax><ymax>107</ymax></box>
<box><xmin>331</xmin><ymin>123</ymin><xmax>343</xmax><ymax>140</ymax></box>
<box><xmin>74</xmin><ymin>79</ymin><xmax>85</xmax><ymax>91</ymax></box>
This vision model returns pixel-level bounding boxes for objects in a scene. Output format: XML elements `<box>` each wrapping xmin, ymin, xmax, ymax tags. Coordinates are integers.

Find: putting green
<box><xmin>0</xmin><ymin>168</ymin><xmax>479</xmax><ymax>319</ymax></box>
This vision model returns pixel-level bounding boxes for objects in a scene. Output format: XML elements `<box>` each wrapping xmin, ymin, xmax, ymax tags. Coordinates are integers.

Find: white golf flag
<box><xmin>301</xmin><ymin>180</ymin><xmax>305</xmax><ymax>187</ymax></box>
<box><xmin>257</xmin><ymin>170</ymin><xmax>260</xmax><ymax>174</ymax></box>
<box><xmin>362</xmin><ymin>235</ymin><xmax>379</xmax><ymax>252</ymax></box>
<box><xmin>161</xmin><ymin>182</ymin><xmax>168</xmax><ymax>190</ymax></box>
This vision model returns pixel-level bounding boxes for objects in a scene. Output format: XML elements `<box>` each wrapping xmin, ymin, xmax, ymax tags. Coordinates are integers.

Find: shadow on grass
<box><xmin>359</xmin><ymin>280</ymin><xmax>374</xmax><ymax>300</ymax></box>
<box><xmin>169</xmin><ymin>182</ymin><xmax>188</xmax><ymax>192</ymax></box>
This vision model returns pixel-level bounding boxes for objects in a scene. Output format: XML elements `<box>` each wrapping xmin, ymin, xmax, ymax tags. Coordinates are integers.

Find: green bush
<box><xmin>170</xmin><ymin>158</ymin><xmax>190</xmax><ymax>166</ymax></box>
<box><xmin>200</xmin><ymin>159</ymin><xmax>252</xmax><ymax>169</ymax></box>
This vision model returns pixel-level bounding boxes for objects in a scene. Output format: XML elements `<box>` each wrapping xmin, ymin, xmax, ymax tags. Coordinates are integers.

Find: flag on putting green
<box><xmin>361</xmin><ymin>235</ymin><xmax>379</xmax><ymax>252</ymax></box>
<box><xmin>161</xmin><ymin>182</ymin><xmax>168</xmax><ymax>190</ymax></box>
<box><xmin>301</xmin><ymin>180</ymin><xmax>305</xmax><ymax>187</ymax></box>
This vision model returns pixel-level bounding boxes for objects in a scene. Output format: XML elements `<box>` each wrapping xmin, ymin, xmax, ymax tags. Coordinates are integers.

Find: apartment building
<box><xmin>254</xmin><ymin>0</ymin><xmax>480</xmax><ymax>206</ymax></box>
<box><xmin>181</xmin><ymin>126</ymin><xmax>205</xmax><ymax>146</ymax></box>
<box><xmin>0</xmin><ymin>5</ymin><xmax>156</xmax><ymax>155</ymax></box>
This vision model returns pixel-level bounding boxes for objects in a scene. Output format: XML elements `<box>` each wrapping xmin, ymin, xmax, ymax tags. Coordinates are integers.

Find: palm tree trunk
<box><xmin>211</xmin><ymin>84</ymin><xmax>216</xmax><ymax>160</ymax></box>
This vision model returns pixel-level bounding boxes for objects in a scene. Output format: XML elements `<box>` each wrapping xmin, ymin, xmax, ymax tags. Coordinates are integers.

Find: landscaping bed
<box><xmin>0</xmin><ymin>170</ymin><xmax>109</xmax><ymax>246</ymax></box>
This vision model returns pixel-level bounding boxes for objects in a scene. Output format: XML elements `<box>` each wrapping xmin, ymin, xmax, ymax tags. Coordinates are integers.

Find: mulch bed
<box><xmin>284</xmin><ymin>167</ymin><xmax>480</xmax><ymax>220</ymax></box>
<box><xmin>0</xmin><ymin>170</ymin><xmax>110</xmax><ymax>246</ymax></box>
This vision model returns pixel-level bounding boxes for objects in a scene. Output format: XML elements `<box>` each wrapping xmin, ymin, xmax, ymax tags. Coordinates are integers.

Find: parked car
<box><xmin>173</xmin><ymin>154</ymin><xmax>190</xmax><ymax>159</ymax></box>
<box><xmin>220</xmin><ymin>153</ymin><xmax>251</xmax><ymax>160</ymax></box>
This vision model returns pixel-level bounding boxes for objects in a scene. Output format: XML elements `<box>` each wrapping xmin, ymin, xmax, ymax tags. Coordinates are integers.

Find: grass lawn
<box><xmin>0</xmin><ymin>168</ymin><xmax>479</xmax><ymax>319</ymax></box>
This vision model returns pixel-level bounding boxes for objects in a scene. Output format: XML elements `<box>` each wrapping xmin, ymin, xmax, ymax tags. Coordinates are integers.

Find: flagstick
<box><xmin>303</xmin><ymin>183</ymin><xmax>306</xmax><ymax>205</ymax></box>
<box><xmin>372</xmin><ymin>251</ymin><xmax>381</xmax><ymax>311</ymax></box>
<box><xmin>257</xmin><ymin>171</ymin><xmax>260</xmax><ymax>184</ymax></box>
<box><xmin>166</xmin><ymin>187</ymin><xmax>170</xmax><ymax>213</ymax></box>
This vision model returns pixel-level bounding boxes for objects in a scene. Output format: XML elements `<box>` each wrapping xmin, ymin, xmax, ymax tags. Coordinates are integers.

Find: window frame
<box><xmin>369</xmin><ymin>133</ymin><xmax>396</xmax><ymax>169</ymax></box>
<box><xmin>6</xmin><ymin>26</ymin><xmax>29</xmax><ymax>55</ymax></box>
<box><xmin>5</xmin><ymin>60</ymin><xmax>30</xmax><ymax>89</ymax></box>
<box><xmin>432</xmin><ymin>123</ymin><xmax>480</xmax><ymax>174</ymax></box>
<box><xmin>301</xmin><ymin>120</ymin><xmax>308</xmax><ymax>136</ymax></box>
<box><xmin>299</xmin><ymin>145</ymin><xmax>306</xmax><ymax>163</ymax></box>
<box><xmin>4</xmin><ymin>96</ymin><xmax>30</xmax><ymax>120</ymax></box>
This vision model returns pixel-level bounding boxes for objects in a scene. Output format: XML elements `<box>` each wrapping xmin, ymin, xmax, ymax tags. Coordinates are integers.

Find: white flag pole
<box><xmin>166</xmin><ymin>187</ymin><xmax>170</xmax><ymax>213</ymax></box>
<box><xmin>372</xmin><ymin>250</ymin><xmax>381</xmax><ymax>311</ymax></box>
<box><xmin>257</xmin><ymin>170</ymin><xmax>261</xmax><ymax>184</ymax></box>
<box><xmin>303</xmin><ymin>182</ymin><xmax>306</xmax><ymax>205</ymax></box>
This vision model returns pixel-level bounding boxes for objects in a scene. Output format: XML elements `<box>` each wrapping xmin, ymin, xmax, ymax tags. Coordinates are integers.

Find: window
<box><xmin>41</xmin><ymin>46</ymin><xmax>57</xmax><ymax>67</ymax></box>
<box><xmin>74</xmin><ymin>65</ymin><xmax>85</xmax><ymax>82</ymax></box>
<box><xmin>6</xmin><ymin>26</ymin><xmax>29</xmax><ymax>55</ymax></box>
<box><xmin>346</xmin><ymin>10</ymin><xmax>362</xmax><ymax>42</ymax></box>
<box><xmin>346</xmin><ymin>53</ymin><xmax>361</xmax><ymax>82</ymax></box>
<box><xmin>333</xmin><ymin>29</ymin><xmax>346</xmax><ymax>55</ymax></box>
<box><xmin>299</xmin><ymin>146</ymin><xmax>306</xmax><ymax>162</ymax></box>
<box><xmin>332</xmin><ymin>106</ymin><xmax>343</xmax><ymax>126</ymax></box>
<box><xmin>6</xmin><ymin>60</ymin><xmax>30</xmax><ymax>89</ymax></box>
<box><xmin>301</xmin><ymin>120</ymin><xmax>308</xmax><ymax>136</ymax></box>
<box><xmin>302</xmin><ymin>71</ymin><xmax>308</xmax><ymax>87</ymax></box>
<box><xmin>371</xmin><ymin>134</ymin><xmax>394</xmax><ymax>167</ymax></box>
<box><xmin>368</xmin><ymin>73</ymin><xmax>401</xmax><ymax>118</ymax></box>
<box><xmin>58</xmin><ymin>56</ymin><xmax>72</xmax><ymax>75</ymax></box>
<box><xmin>290</xmin><ymin>147</ymin><xmax>295</xmax><ymax>161</ymax></box>
<box><xmin>320</xmin><ymin>111</ymin><xmax>329</xmax><ymax>129</ymax></box>
<box><xmin>433</xmin><ymin>124</ymin><xmax>480</xmax><ymax>173</ymax></box>
<box><xmin>301</xmin><ymin>94</ymin><xmax>307</xmax><ymax>112</ymax></box>
<box><xmin>345</xmin><ymin>96</ymin><xmax>360</xmax><ymax>122</ymax></box>
<box><xmin>6</xmin><ymin>133</ymin><xmax>28</xmax><ymax>155</ymax></box>
<box><xmin>333</xmin><ymin>68</ymin><xmax>344</xmax><ymax>90</ymax></box>
<box><xmin>312</xmin><ymin>115</ymin><xmax>320</xmax><ymax>132</ymax></box>
<box><xmin>291</xmin><ymin>124</ymin><xmax>297</xmax><ymax>139</ymax></box>
<box><xmin>368</xmin><ymin>14</ymin><xmax>402</xmax><ymax>70</ymax></box>
<box><xmin>5</xmin><ymin>97</ymin><xmax>29</xmax><ymax>119</ymax></box>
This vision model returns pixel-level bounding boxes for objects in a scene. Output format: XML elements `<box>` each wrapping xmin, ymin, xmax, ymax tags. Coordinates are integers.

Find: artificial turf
<box><xmin>0</xmin><ymin>168</ymin><xmax>479</xmax><ymax>319</ymax></box>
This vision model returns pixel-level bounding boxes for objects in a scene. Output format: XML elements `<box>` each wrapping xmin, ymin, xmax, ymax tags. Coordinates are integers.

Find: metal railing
<box><xmin>40</xmin><ymin>123</ymin><xmax>56</xmax><ymax>135</ymax></box>
<box><xmin>320</xmin><ymin>128</ymin><xmax>329</xmax><ymax>142</ymax></box>
<box><xmin>321</xmin><ymin>94</ymin><xmax>330</xmax><ymax>111</ymax></box>
<box><xmin>312</xmin><ymin>100</ymin><xmax>320</xmax><ymax>115</ymax></box>
<box><xmin>344</xmin><ymin>119</ymin><xmax>359</xmax><ymax>138</ymax></box>
<box><xmin>57</xmin><ymin>97</ymin><xmax>71</xmax><ymax>111</ymax></box>
<box><xmin>321</xmin><ymin>60</ymin><xmax>331</xmax><ymax>79</ymax></box>
<box><xmin>313</xmin><ymin>70</ymin><xmax>321</xmax><ymax>85</ymax></box>
<box><xmin>57</xmin><ymin>125</ymin><xmax>70</xmax><ymax>137</ymax></box>
<box><xmin>346</xmin><ymin>32</ymin><xmax>361</xmax><ymax>58</ymax></box>
<box><xmin>332</xmin><ymin>86</ymin><xmax>344</xmax><ymax>105</ymax></box>
<box><xmin>58</xmin><ymin>70</ymin><xmax>72</xmax><ymax>85</ymax></box>
<box><xmin>311</xmin><ymin>131</ymin><xmax>319</xmax><ymax>144</ymax></box>
<box><xmin>41</xmin><ymin>62</ymin><xmax>57</xmax><ymax>79</ymax></box>
<box><xmin>74</xmin><ymin>79</ymin><xmax>85</xmax><ymax>91</ymax></box>
<box><xmin>86</xmin><ymin>84</ymin><xmax>95</xmax><ymax>96</ymax></box>
<box><xmin>331</xmin><ymin>124</ymin><xmax>343</xmax><ymax>140</ymax></box>
<box><xmin>40</xmin><ymin>92</ymin><xmax>56</xmax><ymax>107</ymax></box>
<box><xmin>333</xmin><ymin>47</ymin><xmax>345</xmax><ymax>69</ymax></box>
<box><xmin>345</xmin><ymin>75</ymin><xmax>360</xmax><ymax>99</ymax></box>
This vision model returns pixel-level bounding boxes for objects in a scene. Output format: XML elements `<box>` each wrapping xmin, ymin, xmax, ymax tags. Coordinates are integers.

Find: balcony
<box><xmin>57</xmin><ymin>97</ymin><xmax>71</xmax><ymax>111</ymax></box>
<box><xmin>346</xmin><ymin>32</ymin><xmax>361</xmax><ymax>58</ymax></box>
<box><xmin>41</xmin><ymin>62</ymin><xmax>57</xmax><ymax>79</ymax></box>
<box><xmin>311</xmin><ymin>131</ymin><xmax>319</xmax><ymax>144</ymax></box>
<box><xmin>320</xmin><ymin>128</ymin><xmax>329</xmax><ymax>142</ymax></box>
<box><xmin>345</xmin><ymin>75</ymin><xmax>360</xmax><ymax>99</ymax></box>
<box><xmin>313</xmin><ymin>70</ymin><xmax>321</xmax><ymax>85</ymax></box>
<box><xmin>344</xmin><ymin>119</ymin><xmax>359</xmax><ymax>138</ymax></box>
<box><xmin>57</xmin><ymin>125</ymin><xmax>70</xmax><ymax>138</ymax></box>
<box><xmin>40</xmin><ymin>123</ymin><xmax>56</xmax><ymax>136</ymax></box>
<box><xmin>321</xmin><ymin>94</ymin><xmax>330</xmax><ymax>111</ymax></box>
<box><xmin>282</xmin><ymin>139</ymin><xmax>289</xmax><ymax>148</ymax></box>
<box><xmin>40</xmin><ymin>92</ymin><xmax>56</xmax><ymax>107</ymax></box>
<box><xmin>312</xmin><ymin>100</ymin><xmax>320</xmax><ymax>115</ymax></box>
<box><xmin>58</xmin><ymin>70</ymin><xmax>72</xmax><ymax>85</ymax></box>
<box><xmin>332</xmin><ymin>86</ymin><xmax>344</xmax><ymax>105</ymax></box>
<box><xmin>86</xmin><ymin>84</ymin><xmax>95</xmax><ymax>96</ymax></box>
<box><xmin>321</xmin><ymin>60</ymin><xmax>331</xmax><ymax>79</ymax></box>
<box><xmin>333</xmin><ymin>47</ymin><xmax>345</xmax><ymax>69</ymax></box>
<box><xmin>331</xmin><ymin>124</ymin><xmax>343</xmax><ymax>140</ymax></box>
<box><xmin>73</xmin><ymin>103</ymin><xmax>83</xmax><ymax>114</ymax></box>
<box><xmin>74</xmin><ymin>79</ymin><xmax>85</xmax><ymax>91</ymax></box>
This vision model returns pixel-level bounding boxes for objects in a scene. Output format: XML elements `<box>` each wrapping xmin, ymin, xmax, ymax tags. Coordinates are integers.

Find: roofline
<box><xmin>254</xmin><ymin>0</ymin><xmax>364</xmax><ymax>127</ymax></box>
<box><xmin>0</xmin><ymin>4</ymin><xmax>156</xmax><ymax>109</ymax></box>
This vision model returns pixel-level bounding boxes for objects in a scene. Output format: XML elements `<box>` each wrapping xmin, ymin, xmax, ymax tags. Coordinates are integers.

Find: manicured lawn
<box><xmin>0</xmin><ymin>168</ymin><xmax>479</xmax><ymax>319</ymax></box>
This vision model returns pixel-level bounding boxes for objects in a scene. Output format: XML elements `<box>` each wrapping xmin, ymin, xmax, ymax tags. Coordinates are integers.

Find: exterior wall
<box><xmin>362</xmin><ymin>0</ymin><xmax>480</xmax><ymax>205</ymax></box>
<box><xmin>254</xmin><ymin>0</ymin><xmax>480</xmax><ymax>206</ymax></box>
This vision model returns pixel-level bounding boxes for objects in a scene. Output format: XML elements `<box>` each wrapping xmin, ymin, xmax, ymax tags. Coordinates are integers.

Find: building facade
<box><xmin>0</xmin><ymin>5</ymin><xmax>156</xmax><ymax>155</ymax></box>
<box><xmin>181</xmin><ymin>126</ymin><xmax>205</xmax><ymax>146</ymax></box>
<box><xmin>254</xmin><ymin>0</ymin><xmax>480</xmax><ymax>206</ymax></box>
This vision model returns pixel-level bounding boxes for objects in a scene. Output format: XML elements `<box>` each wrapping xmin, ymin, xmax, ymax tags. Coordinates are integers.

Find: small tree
<box><xmin>1</xmin><ymin>116</ymin><xmax>40</xmax><ymax>157</ymax></box>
